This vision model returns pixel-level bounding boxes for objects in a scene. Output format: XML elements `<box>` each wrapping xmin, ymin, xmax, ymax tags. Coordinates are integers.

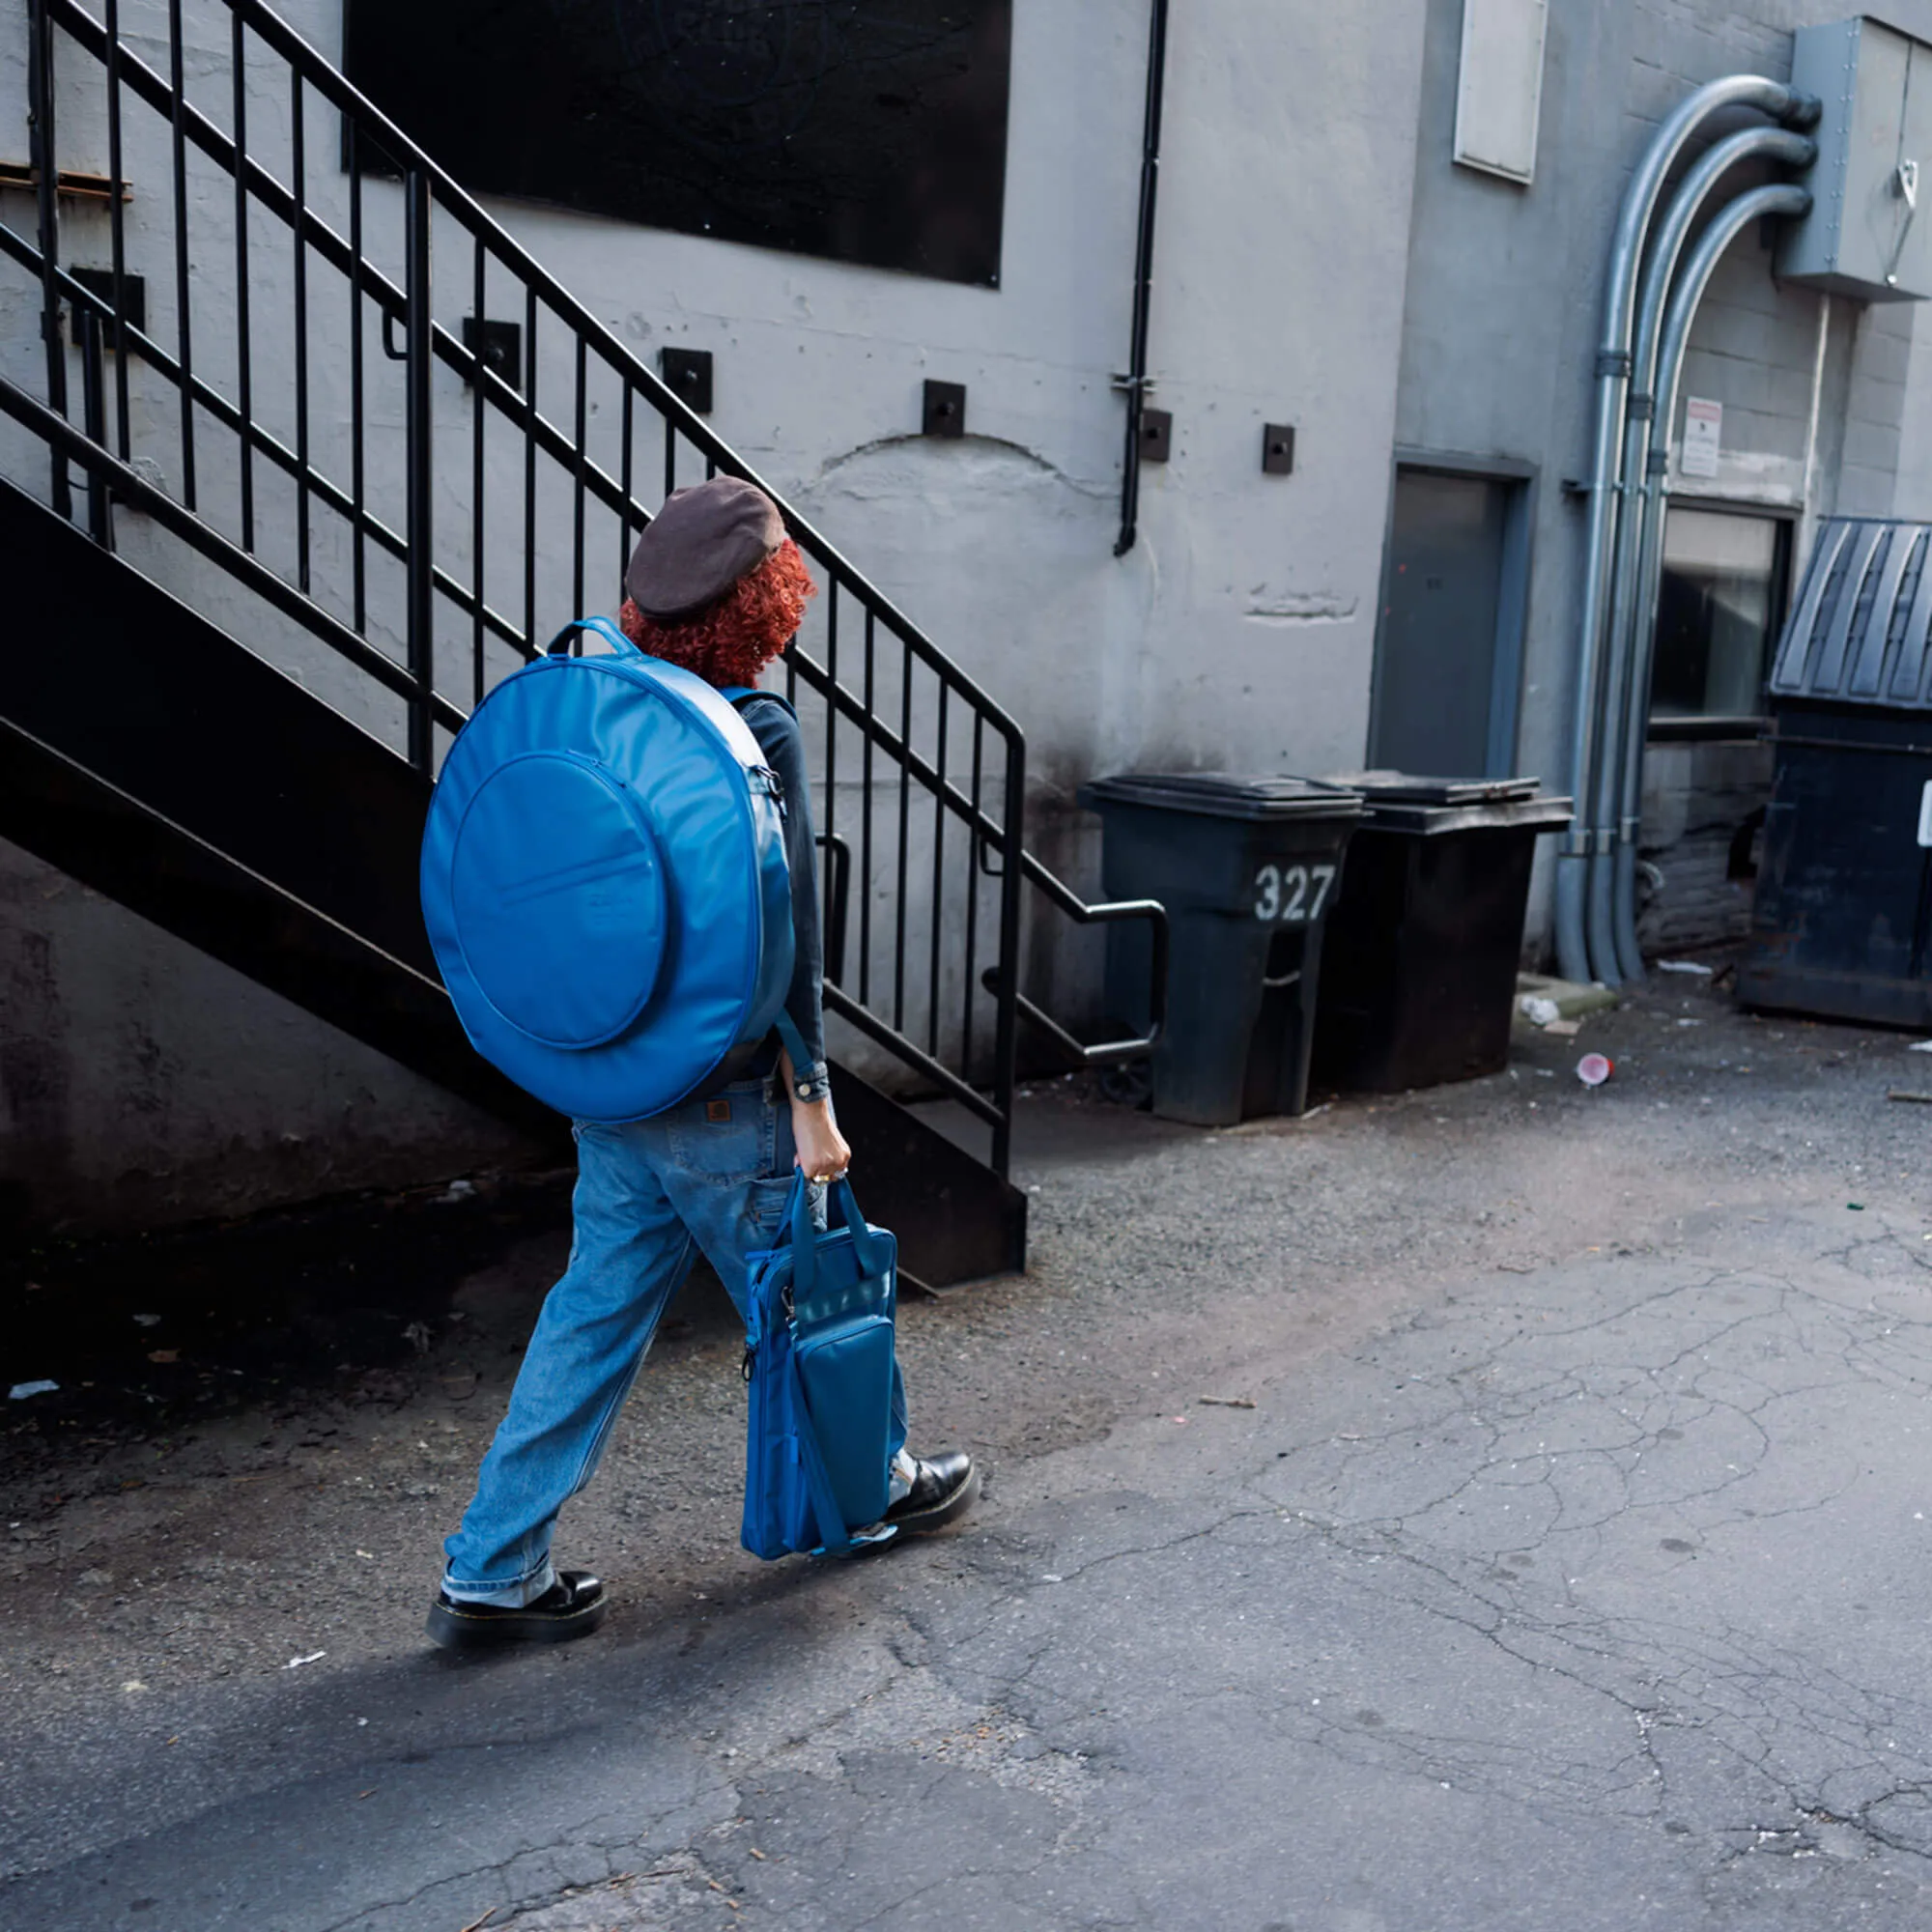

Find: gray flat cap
<box><xmin>623</xmin><ymin>476</ymin><xmax>786</xmax><ymax>621</ymax></box>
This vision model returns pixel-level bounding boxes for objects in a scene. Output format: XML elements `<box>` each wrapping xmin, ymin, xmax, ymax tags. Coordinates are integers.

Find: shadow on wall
<box><xmin>0</xmin><ymin>840</ymin><xmax>542</xmax><ymax>1240</ymax></box>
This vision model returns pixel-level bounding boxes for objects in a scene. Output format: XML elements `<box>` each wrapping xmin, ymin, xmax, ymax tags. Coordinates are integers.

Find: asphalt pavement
<box><xmin>6</xmin><ymin>965</ymin><xmax>1932</xmax><ymax>1930</ymax></box>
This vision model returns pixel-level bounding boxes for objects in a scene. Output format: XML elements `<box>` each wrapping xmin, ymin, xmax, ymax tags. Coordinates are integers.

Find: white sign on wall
<box><xmin>1680</xmin><ymin>396</ymin><xmax>1723</xmax><ymax>478</ymax></box>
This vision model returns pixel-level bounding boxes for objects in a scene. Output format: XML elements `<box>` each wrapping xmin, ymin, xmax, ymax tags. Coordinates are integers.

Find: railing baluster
<box><xmin>347</xmin><ymin>118</ymin><xmax>365</xmax><ymax>633</ymax></box>
<box><xmin>572</xmin><ymin>333</ymin><xmax>587</xmax><ymax>620</ymax></box>
<box><xmin>104</xmin><ymin>0</ymin><xmax>130</xmax><ymax>459</ymax></box>
<box><xmin>291</xmin><ymin>69</ymin><xmax>309</xmax><ymax>591</ymax></box>
<box><xmin>618</xmin><ymin>380</ymin><xmax>635</xmax><ymax>585</ymax></box>
<box><xmin>79</xmin><ymin>308</ymin><xmax>109</xmax><ymax>544</ymax></box>
<box><xmin>823</xmin><ymin>584</ymin><xmax>838</xmax><ymax>961</ymax></box>
<box><xmin>992</xmin><ymin>738</ymin><xmax>1026</xmax><ymax>1177</ymax></box>
<box><xmin>523</xmin><ymin>282</ymin><xmax>538</xmax><ymax>654</ymax></box>
<box><xmin>663</xmin><ymin>413</ymin><xmax>675</xmax><ymax>503</ymax></box>
<box><xmin>963</xmin><ymin>714</ymin><xmax>984</xmax><ymax>1080</ymax></box>
<box><xmin>471</xmin><ymin>233</ymin><xmax>487</xmax><ymax>704</ymax></box>
<box><xmin>403</xmin><ymin>164</ymin><xmax>434</xmax><ymax>768</ymax></box>
<box><xmin>928</xmin><ymin>680</ymin><xmax>949</xmax><ymax>1058</ymax></box>
<box><xmin>28</xmin><ymin>0</ymin><xmax>71</xmax><ymax>519</ymax></box>
<box><xmin>895</xmin><ymin>645</ymin><xmax>913</xmax><ymax>1031</ymax></box>
<box><xmin>167</xmin><ymin>0</ymin><xmax>195</xmax><ymax>509</ymax></box>
<box><xmin>231</xmin><ymin>10</ymin><xmax>253</xmax><ymax>550</ymax></box>
<box><xmin>860</xmin><ymin>611</ymin><xmax>875</xmax><ymax>1006</ymax></box>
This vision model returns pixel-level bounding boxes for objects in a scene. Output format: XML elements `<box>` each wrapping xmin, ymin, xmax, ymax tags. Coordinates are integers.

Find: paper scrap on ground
<box><xmin>1519</xmin><ymin>995</ymin><xmax>1561</xmax><ymax>1026</ymax></box>
<box><xmin>1657</xmin><ymin>959</ymin><xmax>1714</xmax><ymax>976</ymax></box>
<box><xmin>285</xmin><ymin>1651</ymin><xmax>326</xmax><ymax>1669</ymax></box>
<box><xmin>1910</xmin><ymin>1040</ymin><xmax>1932</xmax><ymax>1053</ymax></box>
<box><xmin>8</xmin><ymin>1381</ymin><xmax>57</xmax><ymax>1401</ymax></box>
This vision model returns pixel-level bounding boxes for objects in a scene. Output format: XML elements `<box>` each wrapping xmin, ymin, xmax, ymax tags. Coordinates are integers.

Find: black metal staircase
<box><xmin>1</xmin><ymin>0</ymin><xmax>1168</xmax><ymax>1285</ymax></box>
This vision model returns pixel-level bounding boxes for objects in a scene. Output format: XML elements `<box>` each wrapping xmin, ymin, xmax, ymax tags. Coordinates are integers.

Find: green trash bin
<box><xmin>1077</xmin><ymin>774</ymin><xmax>1363</xmax><ymax>1125</ymax></box>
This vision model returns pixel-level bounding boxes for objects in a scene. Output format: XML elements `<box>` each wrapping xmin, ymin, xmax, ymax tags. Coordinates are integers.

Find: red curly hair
<box><xmin>618</xmin><ymin>538</ymin><xmax>816</xmax><ymax>689</ymax></box>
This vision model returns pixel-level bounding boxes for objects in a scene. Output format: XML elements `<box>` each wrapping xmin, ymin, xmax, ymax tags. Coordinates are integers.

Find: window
<box><xmin>341</xmin><ymin>2</ymin><xmax>1013</xmax><ymax>288</ymax></box>
<box><xmin>1649</xmin><ymin>507</ymin><xmax>1791</xmax><ymax>730</ymax></box>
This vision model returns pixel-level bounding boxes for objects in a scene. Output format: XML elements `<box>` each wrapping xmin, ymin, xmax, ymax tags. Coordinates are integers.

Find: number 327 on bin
<box><xmin>1252</xmin><ymin>863</ymin><xmax>1336</xmax><ymax>924</ymax></box>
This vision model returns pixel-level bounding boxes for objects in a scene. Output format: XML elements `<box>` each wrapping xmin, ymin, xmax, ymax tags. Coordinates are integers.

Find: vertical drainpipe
<box><xmin>1115</xmin><ymin>0</ymin><xmax>1170</xmax><ymax>557</ymax></box>
<box><xmin>1555</xmin><ymin>74</ymin><xmax>1817</xmax><ymax>987</ymax></box>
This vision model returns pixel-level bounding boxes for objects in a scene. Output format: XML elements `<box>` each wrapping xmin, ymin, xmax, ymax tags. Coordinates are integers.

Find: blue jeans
<box><xmin>442</xmin><ymin>1075</ymin><xmax>909</xmax><ymax>1605</ymax></box>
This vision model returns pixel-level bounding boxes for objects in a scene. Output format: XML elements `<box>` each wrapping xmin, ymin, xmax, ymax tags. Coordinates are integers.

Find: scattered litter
<box><xmin>355</xmin><ymin>1548</ymin><xmax>375</xmax><ymax>1560</ymax></box>
<box><xmin>439</xmin><ymin>1178</ymin><xmax>478</xmax><ymax>1204</ymax></box>
<box><xmin>8</xmin><ymin>1380</ymin><xmax>58</xmax><ymax>1401</ymax></box>
<box><xmin>1041</xmin><ymin>1573</ymin><xmax>1064</xmax><ymax>1584</ymax></box>
<box><xmin>1676</xmin><ymin>1017</ymin><xmax>1702</xmax><ymax>1027</ymax></box>
<box><xmin>1658</xmin><ymin>959</ymin><xmax>1715</xmax><ymax>977</ymax></box>
<box><xmin>1496</xmin><ymin>1262</ymin><xmax>1536</xmax><ymax>1274</ymax></box>
<box><xmin>1577</xmin><ymin>1054</ymin><xmax>1614</xmax><ymax>1088</ymax></box>
<box><xmin>1909</xmin><ymin>1040</ymin><xmax>1932</xmax><ymax>1053</ymax></box>
<box><xmin>132</xmin><ymin>1314</ymin><xmax>161</xmax><ymax>1327</ymax></box>
<box><xmin>1889</xmin><ymin>1090</ymin><xmax>1932</xmax><ymax>1105</ymax></box>
<box><xmin>1544</xmin><ymin>1018</ymin><xmax>1582</xmax><ymax>1037</ymax></box>
<box><xmin>1198</xmin><ymin>1395</ymin><xmax>1257</xmax><ymax>1409</ymax></box>
<box><xmin>146</xmin><ymin>1350</ymin><xmax>179</xmax><ymax>1365</ymax></box>
<box><xmin>749</xmin><ymin>1848</ymin><xmax>768</xmax><ymax>1861</ymax></box>
<box><xmin>1518</xmin><ymin>995</ymin><xmax>1561</xmax><ymax>1027</ymax></box>
<box><xmin>401</xmin><ymin>1321</ymin><xmax>433</xmax><ymax>1355</ymax></box>
<box><xmin>1848</xmin><ymin>1203</ymin><xmax>1865</xmax><ymax>1211</ymax></box>
<box><xmin>284</xmin><ymin>1650</ymin><xmax>326</xmax><ymax>1669</ymax></box>
<box><xmin>122</xmin><ymin>1681</ymin><xmax>147</xmax><ymax>1694</ymax></box>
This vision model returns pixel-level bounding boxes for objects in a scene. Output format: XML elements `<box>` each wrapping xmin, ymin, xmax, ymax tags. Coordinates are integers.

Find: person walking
<box><xmin>427</xmin><ymin>478</ymin><xmax>977</xmax><ymax>1649</ymax></box>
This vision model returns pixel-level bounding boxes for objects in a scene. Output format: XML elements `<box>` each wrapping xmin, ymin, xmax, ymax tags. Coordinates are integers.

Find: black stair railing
<box><xmin>4</xmin><ymin>0</ymin><xmax>1167</xmax><ymax>1179</ymax></box>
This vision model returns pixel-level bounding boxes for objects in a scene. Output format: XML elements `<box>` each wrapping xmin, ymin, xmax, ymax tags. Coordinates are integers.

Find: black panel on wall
<box><xmin>342</xmin><ymin>2</ymin><xmax>1011</xmax><ymax>288</ymax></box>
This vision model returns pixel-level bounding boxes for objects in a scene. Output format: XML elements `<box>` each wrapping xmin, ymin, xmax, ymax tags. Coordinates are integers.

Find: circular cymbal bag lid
<box><xmin>420</xmin><ymin>619</ymin><xmax>793</xmax><ymax>1122</ymax></box>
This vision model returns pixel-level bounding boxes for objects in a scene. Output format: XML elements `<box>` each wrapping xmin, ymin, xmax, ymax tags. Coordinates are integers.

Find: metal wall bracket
<box><xmin>923</xmin><ymin>379</ymin><xmax>966</xmax><ymax>438</ymax></box>
<box><xmin>660</xmin><ymin>345</ymin><xmax>713</xmax><ymax>414</ymax></box>
<box><xmin>1263</xmin><ymin>423</ymin><xmax>1295</xmax><ymax>475</ymax></box>
<box><xmin>1140</xmin><ymin>408</ymin><xmax>1173</xmax><ymax>464</ymax></box>
<box><xmin>463</xmin><ymin>316</ymin><xmax>522</xmax><ymax>392</ymax></box>
<box><xmin>71</xmin><ymin>268</ymin><xmax>145</xmax><ymax>339</ymax></box>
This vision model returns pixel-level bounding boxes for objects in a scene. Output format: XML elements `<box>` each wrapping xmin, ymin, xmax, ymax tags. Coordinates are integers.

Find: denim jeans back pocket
<box><xmin>665</xmin><ymin>1084</ymin><xmax>777</xmax><ymax>1185</ymax></box>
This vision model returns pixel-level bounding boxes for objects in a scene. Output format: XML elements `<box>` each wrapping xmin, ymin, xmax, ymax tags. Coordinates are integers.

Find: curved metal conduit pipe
<box><xmin>1555</xmin><ymin>74</ymin><xmax>1819</xmax><ymax>986</ymax></box>
<box><xmin>1607</xmin><ymin>181</ymin><xmax>1815</xmax><ymax>975</ymax></box>
<box><xmin>1587</xmin><ymin>125</ymin><xmax>1818</xmax><ymax>984</ymax></box>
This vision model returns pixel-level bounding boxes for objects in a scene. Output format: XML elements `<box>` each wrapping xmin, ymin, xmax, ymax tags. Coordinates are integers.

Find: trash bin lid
<box><xmin>1078</xmin><ymin>773</ymin><xmax>1364</xmax><ymax>821</ymax></box>
<box><xmin>1321</xmin><ymin>771</ymin><xmax>1573</xmax><ymax>836</ymax></box>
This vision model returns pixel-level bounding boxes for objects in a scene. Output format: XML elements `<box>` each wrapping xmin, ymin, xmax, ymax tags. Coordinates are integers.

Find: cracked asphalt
<box><xmin>7</xmin><ymin>962</ymin><xmax>1932</xmax><ymax>1929</ymax></box>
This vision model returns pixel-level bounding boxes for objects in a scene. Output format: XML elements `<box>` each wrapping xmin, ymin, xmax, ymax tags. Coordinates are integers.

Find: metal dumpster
<box><xmin>1741</xmin><ymin>519</ymin><xmax>1932</xmax><ymax>1028</ymax></box>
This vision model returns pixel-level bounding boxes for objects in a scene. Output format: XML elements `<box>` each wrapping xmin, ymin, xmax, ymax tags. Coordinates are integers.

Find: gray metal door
<box><xmin>1371</xmin><ymin>468</ymin><xmax>1510</xmax><ymax>777</ymax></box>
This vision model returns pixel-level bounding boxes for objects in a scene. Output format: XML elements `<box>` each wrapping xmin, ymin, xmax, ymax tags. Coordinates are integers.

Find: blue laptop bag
<box><xmin>742</xmin><ymin>1175</ymin><xmax>900</xmax><ymax>1559</ymax></box>
<box><xmin>419</xmin><ymin>618</ymin><xmax>794</xmax><ymax>1122</ymax></box>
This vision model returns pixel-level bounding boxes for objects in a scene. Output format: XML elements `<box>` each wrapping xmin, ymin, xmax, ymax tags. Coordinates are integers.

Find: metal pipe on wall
<box><xmin>1587</xmin><ymin>125</ymin><xmax>1817</xmax><ymax>984</ymax></box>
<box><xmin>1114</xmin><ymin>0</ymin><xmax>1170</xmax><ymax>558</ymax></box>
<box><xmin>1555</xmin><ymin>74</ymin><xmax>1818</xmax><ymax>986</ymax></box>
<box><xmin>1607</xmin><ymin>181</ymin><xmax>1814</xmax><ymax>976</ymax></box>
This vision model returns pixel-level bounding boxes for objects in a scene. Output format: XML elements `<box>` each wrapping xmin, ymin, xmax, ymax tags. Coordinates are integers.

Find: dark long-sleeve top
<box><xmin>740</xmin><ymin>694</ymin><xmax>831</xmax><ymax>1102</ymax></box>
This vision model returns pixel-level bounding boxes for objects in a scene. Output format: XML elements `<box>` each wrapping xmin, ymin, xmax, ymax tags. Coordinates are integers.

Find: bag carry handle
<box><xmin>544</xmin><ymin>616</ymin><xmax>639</xmax><ymax>660</ymax></box>
<box><xmin>784</xmin><ymin>1170</ymin><xmax>889</xmax><ymax>1303</ymax></box>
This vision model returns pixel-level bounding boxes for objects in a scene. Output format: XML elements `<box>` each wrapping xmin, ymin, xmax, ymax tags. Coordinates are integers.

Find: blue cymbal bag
<box><xmin>419</xmin><ymin>617</ymin><xmax>794</xmax><ymax>1122</ymax></box>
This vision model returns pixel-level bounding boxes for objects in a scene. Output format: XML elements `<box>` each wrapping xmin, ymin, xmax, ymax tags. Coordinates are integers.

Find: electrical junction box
<box><xmin>1779</xmin><ymin>15</ymin><xmax>1932</xmax><ymax>301</ymax></box>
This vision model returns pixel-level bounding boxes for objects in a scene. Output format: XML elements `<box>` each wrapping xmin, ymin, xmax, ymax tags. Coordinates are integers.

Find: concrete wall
<box><xmin>1392</xmin><ymin>0</ymin><xmax>1932</xmax><ymax>956</ymax></box>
